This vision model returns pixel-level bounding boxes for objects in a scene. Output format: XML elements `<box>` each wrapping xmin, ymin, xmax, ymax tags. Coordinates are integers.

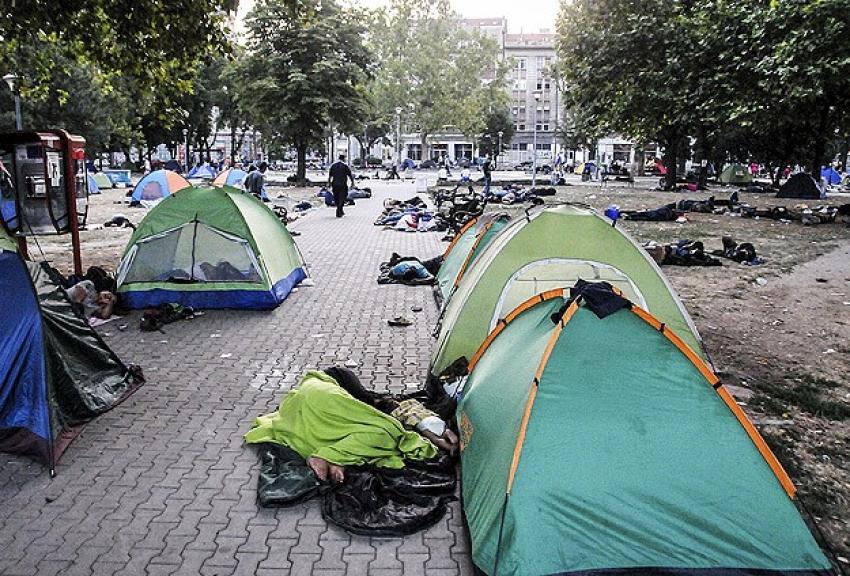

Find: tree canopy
<box><xmin>239</xmin><ymin>0</ymin><xmax>373</xmax><ymax>181</ymax></box>
<box><xmin>369</xmin><ymin>0</ymin><xmax>508</xmax><ymax>160</ymax></box>
<box><xmin>556</xmin><ymin>0</ymin><xmax>850</xmax><ymax>187</ymax></box>
<box><xmin>1</xmin><ymin>0</ymin><xmax>238</xmax><ymax>100</ymax></box>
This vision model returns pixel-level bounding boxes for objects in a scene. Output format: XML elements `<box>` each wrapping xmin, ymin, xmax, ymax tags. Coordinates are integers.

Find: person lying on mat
<box><xmin>244</xmin><ymin>369</ymin><xmax>455</xmax><ymax>484</ymax></box>
<box><xmin>66</xmin><ymin>280</ymin><xmax>117</xmax><ymax>319</ymax></box>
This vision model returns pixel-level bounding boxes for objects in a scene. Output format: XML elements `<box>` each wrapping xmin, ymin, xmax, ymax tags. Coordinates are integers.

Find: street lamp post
<box><xmin>531</xmin><ymin>91</ymin><xmax>542</xmax><ymax>188</ymax></box>
<box><xmin>395</xmin><ymin>107</ymin><xmax>402</xmax><ymax>168</ymax></box>
<box><xmin>3</xmin><ymin>74</ymin><xmax>22</xmax><ymax>130</ymax></box>
<box><xmin>182</xmin><ymin>128</ymin><xmax>189</xmax><ymax>171</ymax></box>
<box><xmin>497</xmin><ymin>130</ymin><xmax>504</xmax><ymax>170</ymax></box>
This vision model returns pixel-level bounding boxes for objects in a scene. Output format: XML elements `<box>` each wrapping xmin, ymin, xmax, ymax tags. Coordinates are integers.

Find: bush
<box><xmin>353</xmin><ymin>158</ymin><xmax>363</xmax><ymax>166</ymax></box>
<box><xmin>366</xmin><ymin>156</ymin><xmax>383</xmax><ymax>167</ymax></box>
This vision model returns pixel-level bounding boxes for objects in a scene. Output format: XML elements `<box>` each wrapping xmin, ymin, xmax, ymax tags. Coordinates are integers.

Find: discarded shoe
<box><xmin>388</xmin><ymin>316</ymin><xmax>413</xmax><ymax>327</ymax></box>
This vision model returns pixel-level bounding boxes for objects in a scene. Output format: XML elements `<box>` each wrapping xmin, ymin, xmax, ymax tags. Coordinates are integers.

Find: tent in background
<box><xmin>163</xmin><ymin>159</ymin><xmax>183</xmax><ymax>173</ymax></box>
<box><xmin>187</xmin><ymin>163</ymin><xmax>216</xmax><ymax>179</ymax></box>
<box><xmin>117</xmin><ymin>186</ymin><xmax>307</xmax><ymax>310</ymax></box>
<box><xmin>777</xmin><ymin>173</ymin><xmax>825</xmax><ymax>199</ymax></box>
<box><xmin>130</xmin><ymin>170</ymin><xmax>192</xmax><ymax>207</ymax></box>
<box><xmin>435</xmin><ymin>213</ymin><xmax>510</xmax><ymax>306</ymax></box>
<box><xmin>0</xmin><ymin>228</ymin><xmax>139</xmax><ymax>472</ymax></box>
<box><xmin>458</xmin><ymin>283</ymin><xmax>836</xmax><ymax>576</ymax></box>
<box><xmin>91</xmin><ymin>172</ymin><xmax>113</xmax><ymax>190</ymax></box>
<box><xmin>86</xmin><ymin>173</ymin><xmax>100</xmax><ymax>195</ymax></box>
<box><xmin>821</xmin><ymin>166</ymin><xmax>842</xmax><ymax>186</ymax></box>
<box><xmin>431</xmin><ymin>205</ymin><xmax>703</xmax><ymax>378</ymax></box>
<box><xmin>719</xmin><ymin>163</ymin><xmax>753</xmax><ymax>185</ymax></box>
<box><xmin>212</xmin><ymin>168</ymin><xmax>248</xmax><ymax>188</ymax></box>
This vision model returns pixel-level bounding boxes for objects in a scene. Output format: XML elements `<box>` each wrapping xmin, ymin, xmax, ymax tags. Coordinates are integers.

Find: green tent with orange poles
<box><xmin>435</xmin><ymin>212</ymin><xmax>510</xmax><ymax>306</ymax></box>
<box><xmin>431</xmin><ymin>204</ymin><xmax>704</xmax><ymax>379</ymax></box>
<box><xmin>457</xmin><ymin>283</ymin><xmax>837</xmax><ymax>576</ymax></box>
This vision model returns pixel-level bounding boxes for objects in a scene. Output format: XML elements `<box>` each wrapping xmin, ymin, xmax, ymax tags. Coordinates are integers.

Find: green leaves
<box><xmin>555</xmin><ymin>0</ymin><xmax>850</xmax><ymax>171</ymax></box>
<box><xmin>240</xmin><ymin>0</ymin><xmax>373</xmax><ymax>177</ymax></box>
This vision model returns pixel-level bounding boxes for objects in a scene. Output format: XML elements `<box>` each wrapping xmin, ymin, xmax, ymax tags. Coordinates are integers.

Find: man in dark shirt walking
<box><xmin>482</xmin><ymin>155</ymin><xmax>492</xmax><ymax>195</ymax></box>
<box><xmin>328</xmin><ymin>154</ymin><xmax>355</xmax><ymax>218</ymax></box>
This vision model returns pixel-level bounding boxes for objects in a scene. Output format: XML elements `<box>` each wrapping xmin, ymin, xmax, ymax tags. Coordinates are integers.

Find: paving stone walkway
<box><xmin>0</xmin><ymin>182</ymin><xmax>474</xmax><ymax>575</ymax></box>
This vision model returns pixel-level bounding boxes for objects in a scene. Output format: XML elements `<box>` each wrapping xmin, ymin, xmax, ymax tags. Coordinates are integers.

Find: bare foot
<box><xmin>328</xmin><ymin>464</ymin><xmax>345</xmax><ymax>484</ymax></box>
<box><xmin>307</xmin><ymin>457</ymin><xmax>329</xmax><ymax>481</ymax></box>
<box><xmin>421</xmin><ymin>430</ymin><xmax>458</xmax><ymax>454</ymax></box>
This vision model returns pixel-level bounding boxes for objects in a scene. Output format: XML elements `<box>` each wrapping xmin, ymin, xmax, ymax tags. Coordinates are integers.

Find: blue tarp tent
<box><xmin>821</xmin><ymin>166</ymin><xmax>842</xmax><ymax>186</ymax></box>
<box><xmin>87</xmin><ymin>173</ymin><xmax>100</xmax><ymax>195</ymax></box>
<box><xmin>0</xmin><ymin>231</ymin><xmax>138</xmax><ymax>472</ymax></box>
<box><xmin>187</xmin><ymin>163</ymin><xmax>217</xmax><ymax>179</ymax></box>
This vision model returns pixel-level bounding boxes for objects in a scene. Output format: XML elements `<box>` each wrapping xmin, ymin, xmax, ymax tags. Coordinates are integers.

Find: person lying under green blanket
<box><xmin>245</xmin><ymin>370</ymin><xmax>444</xmax><ymax>484</ymax></box>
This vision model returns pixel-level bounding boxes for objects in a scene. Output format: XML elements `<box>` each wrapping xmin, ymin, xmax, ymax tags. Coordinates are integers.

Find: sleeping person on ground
<box><xmin>244</xmin><ymin>368</ymin><xmax>457</xmax><ymax>484</ymax></box>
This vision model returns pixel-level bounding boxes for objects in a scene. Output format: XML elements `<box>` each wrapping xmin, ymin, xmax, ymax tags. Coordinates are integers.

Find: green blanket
<box><xmin>245</xmin><ymin>370</ymin><xmax>438</xmax><ymax>468</ymax></box>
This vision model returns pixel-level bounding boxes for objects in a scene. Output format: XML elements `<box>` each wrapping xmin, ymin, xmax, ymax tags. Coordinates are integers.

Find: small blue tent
<box><xmin>87</xmin><ymin>173</ymin><xmax>100</xmax><ymax>195</ymax></box>
<box><xmin>821</xmin><ymin>166</ymin><xmax>842</xmax><ymax>186</ymax></box>
<box><xmin>187</xmin><ymin>163</ymin><xmax>217</xmax><ymax>179</ymax></box>
<box><xmin>0</xmin><ymin>230</ymin><xmax>139</xmax><ymax>472</ymax></box>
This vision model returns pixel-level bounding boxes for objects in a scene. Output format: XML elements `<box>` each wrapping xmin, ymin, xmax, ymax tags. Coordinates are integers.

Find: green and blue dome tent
<box><xmin>431</xmin><ymin>204</ymin><xmax>705</xmax><ymax>379</ymax></box>
<box><xmin>458</xmin><ymin>284</ymin><xmax>837</xmax><ymax>576</ymax></box>
<box><xmin>435</xmin><ymin>212</ymin><xmax>511</xmax><ymax>306</ymax></box>
<box><xmin>0</xmin><ymin>227</ymin><xmax>138</xmax><ymax>473</ymax></box>
<box><xmin>116</xmin><ymin>186</ymin><xmax>306</xmax><ymax>310</ymax></box>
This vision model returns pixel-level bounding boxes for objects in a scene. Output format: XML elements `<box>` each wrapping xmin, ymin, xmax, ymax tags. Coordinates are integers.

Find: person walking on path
<box><xmin>482</xmin><ymin>156</ymin><xmax>492</xmax><ymax>194</ymax></box>
<box><xmin>328</xmin><ymin>154</ymin><xmax>355</xmax><ymax>218</ymax></box>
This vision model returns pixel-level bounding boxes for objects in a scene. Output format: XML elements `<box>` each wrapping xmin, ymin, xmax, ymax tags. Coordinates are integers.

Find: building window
<box><xmin>536</xmin><ymin>143</ymin><xmax>549</xmax><ymax>151</ymax></box>
<box><xmin>511</xmin><ymin>143</ymin><xmax>523</xmax><ymax>151</ymax></box>
<box><xmin>407</xmin><ymin>144</ymin><xmax>422</xmax><ymax>161</ymax></box>
<box><xmin>512</xmin><ymin>107</ymin><xmax>518</xmax><ymax>115</ymax></box>
<box><xmin>455</xmin><ymin>143</ymin><xmax>473</xmax><ymax>160</ymax></box>
<box><xmin>535</xmin><ymin>124</ymin><xmax>550</xmax><ymax>132</ymax></box>
<box><xmin>518</xmin><ymin>124</ymin><xmax>526</xmax><ymax>131</ymax></box>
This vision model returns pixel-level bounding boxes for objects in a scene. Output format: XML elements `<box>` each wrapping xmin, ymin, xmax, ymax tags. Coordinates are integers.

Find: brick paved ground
<box><xmin>0</xmin><ymin>182</ymin><xmax>474</xmax><ymax>575</ymax></box>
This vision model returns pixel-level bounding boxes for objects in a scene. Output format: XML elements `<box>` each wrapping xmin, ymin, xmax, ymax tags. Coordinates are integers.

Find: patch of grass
<box><xmin>750</xmin><ymin>393</ymin><xmax>788</xmax><ymax>417</ymax></box>
<box><xmin>754</xmin><ymin>379</ymin><xmax>850</xmax><ymax>421</ymax></box>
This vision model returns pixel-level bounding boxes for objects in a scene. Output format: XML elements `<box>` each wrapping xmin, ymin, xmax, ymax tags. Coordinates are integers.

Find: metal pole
<box><xmin>531</xmin><ymin>104</ymin><xmax>538</xmax><ymax>188</ymax></box>
<box><xmin>183</xmin><ymin>129</ymin><xmax>189</xmax><ymax>170</ymax></box>
<box><xmin>13</xmin><ymin>93</ymin><xmax>22</xmax><ymax>131</ymax></box>
<box><xmin>498</xmin><ymin>132</ymin><xmax>503</xmax><ymax>169</ymax></box>
<box><xmin>395</xmin><ymin>109</ymin><xmax>401</xmax><ymax>166</ymax></box>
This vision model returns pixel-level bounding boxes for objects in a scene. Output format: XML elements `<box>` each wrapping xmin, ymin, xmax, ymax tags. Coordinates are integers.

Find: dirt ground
<box><xmin>33</xmin><ymin>172</ymin><xmax>850</xmax><ymax>562</ymax></box>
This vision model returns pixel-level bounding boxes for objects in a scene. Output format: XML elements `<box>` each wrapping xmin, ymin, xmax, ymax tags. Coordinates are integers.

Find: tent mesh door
<box><xmin>123</xmin><ymin>221</ymin><xmax>262</xmax><ymax>284</ymax></box>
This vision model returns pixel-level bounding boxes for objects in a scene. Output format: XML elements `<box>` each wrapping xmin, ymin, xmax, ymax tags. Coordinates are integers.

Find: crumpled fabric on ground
<box><xmin>711</xmin><ymin>236</ymin><xmax>764</xmax><ymax>265</ymax></box>
<box><xmin>252</xmin><ymin>442</ymin><xmax>455</xmax><ymax>536</ymax></box>
<box><xmin>244</xmin><ymin>370</ymin><xmax>438</xmax><ymax>469</ymax></box>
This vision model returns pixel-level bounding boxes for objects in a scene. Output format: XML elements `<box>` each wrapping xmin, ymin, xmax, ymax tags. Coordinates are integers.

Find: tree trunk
<box><xmin>235</xmin><ymin>128</ymin><xmax>248</xmax><ymax>163</ymax></box>
<box><xmin>772</xmin><ymin>165</ymin><xmax>783</xmax><ymax>187</ymax></box>
<box><xmin>694</xmin><ymin>125</ymin><xmax>709</xmax><ymax>190</ymax></box>
<box><xmin>420</xmin><ymin>132</ymin><xmax>429</xmax><ymax>162</ymax></box>
<box><xmin>296</xmin><ymin>141</ymin><xmax>307</xmax><ymax>185</ymax></box>
<box><xmin>635</xmin><ymin>143</ymin><xmax>645</xmax><ymax>176</ymax></box>
<box><xmin>663</xmin><ymin>133</ymin><xmax>678</xmax><ymax>190</ymax></box>
<box><xmin>809</xmin><ymin>104</ymin><xmax>831</xmax><ymax>175</ymax></box>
